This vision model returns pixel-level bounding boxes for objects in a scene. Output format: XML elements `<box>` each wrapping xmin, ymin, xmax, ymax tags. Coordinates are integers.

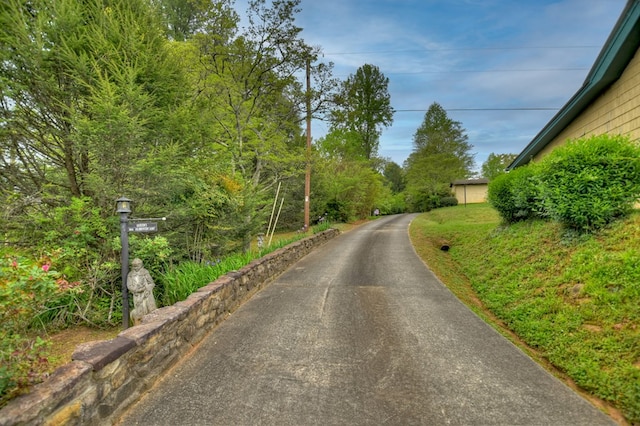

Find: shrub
<box><xmin>324</xmin><ymin>199</ymin><xmax>350</xmax><ymax>223</ymax></box>
<box><xmin>424</xmin><ymin>194</ymin><xmax>442</xmax><ymax>211</ymax></box>
<box><xmin>538</xmin><ymin>134</ymin><xmax>640</xmax><ymax>232</ymax></box>
<box><xmin>440</xmin><ymin>196</ymin><xmax>459</xmax><ymax>207</ymax></box>
<box><xmin>416</xmin><ymin>189</ymin><xmax>453</xmax><ymax>212</ymax></box>
<box><xmin>488</xmin><ymin>165</ymin><xmax>542</xmax><ymax>223</ymax></box>
<box><xmin>18</xmin><ymin>197</ymin><xmax>123</xmax><ymax>328</ymax></box>
<box><xmin>312</xmin><ymin>220</ymin><xmax>332</xmax><ymax>234</ymax></box>
<box><xmin>510</xmin><ymin>164</ymin><xmax>544</xmax><ymax>220</ymax></box>
<box><xmin>487</xmin><ymin>172</ymin><xmax>514</xmax><ymax>221</ymax></box>
<box><xmin>385</xmin><ymin>193</ymin><xmax>407</xmax><ymax>214</ymax></box>
<box><xmin>376</xmin><ymin>188</ymin><xmax>406</xmax><ymax>215</ymax></box>
<box><xmin>0</xmin><ymin>253</ymin><xmax>80</xmax><ymax>406</ymax></box>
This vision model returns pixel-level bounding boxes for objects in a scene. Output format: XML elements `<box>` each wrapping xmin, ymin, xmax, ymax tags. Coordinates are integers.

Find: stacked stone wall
<box><xmin>0</xmin><ymin>229</ymin><xmax>339</xmax><ymax>426</ymax></box>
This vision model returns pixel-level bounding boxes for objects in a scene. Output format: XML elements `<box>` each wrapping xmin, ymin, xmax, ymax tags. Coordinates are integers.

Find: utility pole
<box><xmin>304</xmin><ymin>57</ymin><xmax>311</xmax><ymax>230</ymax></box>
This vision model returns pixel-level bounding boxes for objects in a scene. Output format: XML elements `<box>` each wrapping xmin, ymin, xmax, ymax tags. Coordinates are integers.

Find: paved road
<box><xmin>119</xmin><ymin>214</ymin><xmax>615</xmax><ymax>425</ymax></box>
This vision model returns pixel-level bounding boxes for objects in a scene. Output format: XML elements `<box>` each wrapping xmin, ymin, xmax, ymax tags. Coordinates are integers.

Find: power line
<box><xmin>388</xmin><ymin>67</ymin><xmax>587</xmax><ymax>75</ymax></box>
<box><xmin>395</xmin><ymin>107</ymin><xmax>560</xmax><ymax>112</ymax></box>
<box><xmin>324</xmin><ymin>45</ymin><xmax>600</xmax><ymax>56</ymax></box>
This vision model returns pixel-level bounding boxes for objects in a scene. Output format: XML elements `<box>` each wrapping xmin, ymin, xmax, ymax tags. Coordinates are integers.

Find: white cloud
<box><xmin>237</xmin><ymin>0</ymin><xmax>628</xmax><ymax>168</ymax></box>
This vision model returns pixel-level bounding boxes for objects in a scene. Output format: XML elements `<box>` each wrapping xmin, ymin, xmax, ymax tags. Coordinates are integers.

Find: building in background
<box><xmin>450</xmin><ymin>178</ymin><xmax>489</xmax><ymax>205</ymax></box>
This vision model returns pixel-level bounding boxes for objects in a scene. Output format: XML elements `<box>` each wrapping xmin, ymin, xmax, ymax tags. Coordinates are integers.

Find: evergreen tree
<box><xmin>0</xmin><ymin>0</ymin><xmax>186</xmax><ymax>206</ymax></box>
<box><xmin>404</xmin><ymin>102</ymin><xmax>474</xmax><ymax>211</ymax></box>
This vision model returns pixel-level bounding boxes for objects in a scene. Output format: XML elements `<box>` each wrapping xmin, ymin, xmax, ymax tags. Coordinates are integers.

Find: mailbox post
<box><xmin>116</xmin><ymin>197</ymin><xmax>166</xmax><ymax>329</ymax></box>
<box><xmin>116</xmin><ymin>197</ymin><xmax>132</xmax><ymax>329</ymax></box>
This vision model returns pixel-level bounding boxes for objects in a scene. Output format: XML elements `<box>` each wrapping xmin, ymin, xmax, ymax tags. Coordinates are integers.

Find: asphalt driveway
<box><xmin>118</xmin><ymin>214</ymin><xmax>615</xmax><ymax>425</ymax></box>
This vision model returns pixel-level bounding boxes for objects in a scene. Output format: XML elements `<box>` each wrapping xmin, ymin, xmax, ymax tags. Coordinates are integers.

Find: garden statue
<box><xmin>127</xmin><ymin>258</ymin><xmax>157</xmax><ymax>324</ymax></box>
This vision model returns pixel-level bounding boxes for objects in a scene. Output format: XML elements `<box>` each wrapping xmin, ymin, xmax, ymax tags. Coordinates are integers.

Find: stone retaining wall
<box><xmin>0</xmin><ymin>229</ymin><xmax>340</xmax><ymax>426</ymax></box>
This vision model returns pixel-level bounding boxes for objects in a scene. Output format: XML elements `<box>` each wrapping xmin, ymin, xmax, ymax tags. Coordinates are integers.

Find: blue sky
<box><xmin>288</xmin><ymin>0</ymin><xmax>627</xmax><ymax>172</ymax></box>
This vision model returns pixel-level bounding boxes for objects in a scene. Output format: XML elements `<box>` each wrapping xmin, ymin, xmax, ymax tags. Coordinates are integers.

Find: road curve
<box><xmin>118</xmin><ymin>214</ymin><xmax>615</xmax><ymax>425</ymax></box>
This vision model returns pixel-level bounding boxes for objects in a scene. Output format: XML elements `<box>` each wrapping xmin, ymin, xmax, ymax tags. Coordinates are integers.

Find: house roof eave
<box><xmin>507</xmin><ymin>0</ymin><xmax>640</xmax><ymax>170</ymax></box>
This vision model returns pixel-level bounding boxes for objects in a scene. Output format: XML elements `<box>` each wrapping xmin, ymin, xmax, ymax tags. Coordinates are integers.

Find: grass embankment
<box><xmin>409</xmin><ymin>204</ymin><xmax>639</xmax><ymax>425</ymax></box>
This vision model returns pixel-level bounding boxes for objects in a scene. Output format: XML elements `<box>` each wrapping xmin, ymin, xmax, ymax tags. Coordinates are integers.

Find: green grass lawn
<box><xmin>409</xmin><ymin>204</ymin><xmax>639</xmax><ymax>424</ymax></box>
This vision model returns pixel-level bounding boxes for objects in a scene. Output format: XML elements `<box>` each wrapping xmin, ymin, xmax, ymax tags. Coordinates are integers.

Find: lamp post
<box><xmin>116</xmin><ymin>197</ymin><xmax>131</xmax><ymax>329</ymax></box>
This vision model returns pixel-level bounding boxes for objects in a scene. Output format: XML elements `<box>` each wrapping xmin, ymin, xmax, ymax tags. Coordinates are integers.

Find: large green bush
<box><xmin>487</xmin><ymin>173</ymin><xmax>515</xmax><ymax>221</ymax></box>
<box><xmin>440</xmin><ymin>196</ymin><xmax>459</xmax><ymax>208</ymax></box>
<box><xmin>23</xmin><ymin>198</ymin><xmax>123</xmax><ymax>327</ymax></box>
<box><xmin>512</xmin><ymin>164</ymin><xmax>544</xmax><ymax>220</ymax></box>
<box><xmin>487</xmin><ymin>164</ymin><xmax>541</xmax><ymax>223</ymax></box>
<box><xmin>406</xmin><ymin>188</ymin><xmax>453</xmax><ymax>213</ymax></box>
<box><xmin>538</xmin><ymin>134</ymin><xmax>640</xmax><ymax>232</ymax></box>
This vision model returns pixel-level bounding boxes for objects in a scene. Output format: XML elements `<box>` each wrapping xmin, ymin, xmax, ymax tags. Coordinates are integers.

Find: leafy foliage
<box><xmin>481</xmin><ymin>153</ymin><xmax>518</xmax><ymax>180</ymax></box>
<box><xmin>0</xmin><ymin>253</ymin><xmax>81</xmax><ymax>406</ymax></box>
<box><xmin>0</xmin><ymin>0</ymin><xmax>186</xmax><ymax>203</ymax></box>
<box><xmin>329</xmin><ymin>64</ymin><xmax>394</xmax><ymax>160</ymax></box>
<box><xmin>404</xmin><ymin>102</ymin><xmax>474</xmax><ymax>211</ymax></box>
<box><xmin>490</xmin><ymin>134</ymin><xmax>640</xmax><ymax>231</ymax></box>
<box><xmin>487</xmin><ymin>164</ymin><xmax>542</xmax><ymax>223</ymax></box>
<box><xmin>382</xmin><ymin>160</ymin><xmax>406</xmax><ymax>194</ymax></box>
<box><xmin>440</xmin><ymin>196</ymin><xmax>459</xmax><ymax>207</ymax></box>
<box><xmin>537</xmin><ymin>134</ymin><xmax>640</xmax><ymax>232</ymax></box>
<box><xmin>312</xmin><ymin>156</ymin><xmax>385</xmax><ymax>222</ymax></box>
<box><xmin>154</xmin><ymin>0</ymin><xmax>235</xmax><ymax>42</ymax></box>
<box><xmin>373</xmin><ymin>185</ymin><xmax>407</xmax><ymax>215</ymax></box>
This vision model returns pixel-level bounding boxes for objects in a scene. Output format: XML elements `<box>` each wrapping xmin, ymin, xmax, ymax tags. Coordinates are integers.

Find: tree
<box><xmin>183</xmin><ymin>0</ymin><xmax>340</xmax><ymax>248</ymax></box>
<box><xmin>312</xmin><ymin>155</ymin><xmax>384</xmax><ymax>222</ymax></box>
<box><xmin>153</xmin><ymin>0</ymin><xmax>236</xmax><ymax>42</ymax></box>
<box><xmin>412</xmin><ymin>103</ymin><xmax>473</xmax><ymax>165</ymax></box>
<box><xmin>404</xmin><ymin>102</ymin><xmax>474</xmax><ymax>211</ymax></box>
<box><xmin>481</xmin><ymin>153</ymin><xmax>517</xmax><ymax>181</ymax></box>
<box><xmin>0</xmin><ymin>0</ymin><xmax>187</xmax><ymax>207</ymax></box>
<box><xmin>316</xmin><ymin>128</ymin><xmax>363</xmax><ymax>160</ymax></box>
<box><xmin>382</xmin><ymin>160</ymin><xmax>406</xmax><ymax>193</ymax></box>
<box><xmin>0</xmin><ymin>0</ymin><xmax>332</xmax><ymax>332</ymax></box>
<box><xmin>330</xmin><ymin>64</ymin><xmax>394</xmax><ymax>160</ymax></box>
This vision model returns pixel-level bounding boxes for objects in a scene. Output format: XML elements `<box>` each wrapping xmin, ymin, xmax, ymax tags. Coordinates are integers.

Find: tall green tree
<box><xmin>316</xmin><ymin>128</ymin><xmax>362</xmax><ymax>160</ymax></box>
<box><xmin>193</xmin><ymin>0</ymin><xmax>320</xmax><ymax>180</ymax></box>
<box><xmin>0</xmin><ymin>0</ymin><xmax>187</xmax><ymax>208</ymax></box>
<box><xmin>481</xmin><ymin>152</ymin><xmax>517</xmax><ymax>180</ymax></box>
<box><xmin>186</xmin><ymin>0</ymin><xmax>336</xmax><ymax>246</ymax></box>
<box><xmin>153</xmin><ymin>0</ymin><xmax>235</xmax><ymax>41</ymax></box>
<box><xmin>382</xmin><ymin>160</ymin><xmax>406</xmax><ymax>194</ymax></box>
<box><xmin>0</xmin><ymin>0</ymin><xmax>200</xmax><ymax>329</ymax></box>
<box><xmin>330</xmin><ymin>64</ymin><xmax>394</xmax><ymax>160</ymax></box>
<box><xmin>404</xmin><ymin>102</ymin><xmax>474</xmax><ymax>211</ymax></box>
<box><xmin>312</xmin><ymin>154</ymin><xmax>384</xmax><ymax>222</ymax></box>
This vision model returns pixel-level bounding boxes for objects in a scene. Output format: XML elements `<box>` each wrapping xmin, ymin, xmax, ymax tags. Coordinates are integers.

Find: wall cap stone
<box><xmin>71</xmin><ymin>336</ymin><xmax>136</xmax><ymax>371</ymax></box>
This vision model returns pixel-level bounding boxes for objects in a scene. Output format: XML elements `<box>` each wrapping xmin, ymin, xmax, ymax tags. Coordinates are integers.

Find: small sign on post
<box><xmin>127</xmin><ymin>222</ymin><xmax>158</xmax><ymax>233</ymax></box>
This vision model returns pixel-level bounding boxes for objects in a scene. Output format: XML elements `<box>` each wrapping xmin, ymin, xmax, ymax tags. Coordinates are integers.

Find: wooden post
<box><xmin>304</xmin><ymin>57</ymin><xmax>311</xmax><ymax>230</ymax></box>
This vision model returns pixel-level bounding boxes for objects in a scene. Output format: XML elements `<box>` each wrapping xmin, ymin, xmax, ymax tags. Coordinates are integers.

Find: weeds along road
<box><xmin>118</xmin><ymin>214</ymin><xmax>615</xmax><ymax>426</ymax></box>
